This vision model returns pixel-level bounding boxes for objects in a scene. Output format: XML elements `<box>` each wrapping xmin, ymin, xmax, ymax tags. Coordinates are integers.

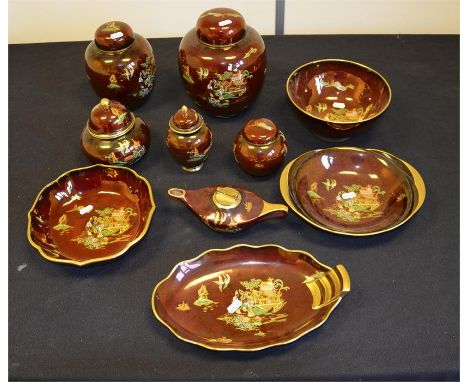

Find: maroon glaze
<box><xmin>27</xmin><ymin>165</ymin><xmax>155</xmax><ymax>265</ymax></box>
<box><xmin>286</xmin><ymin>59</ymin><xmax>391</xmax><ymax>140</ymax></box>
<box><xmin>179</xmin><ymin>8</ymin><xmax>266</xmax><ymax>117</ymax></box>
<box><xmin>85</xmin><ymin>21</ymin><xmax>156</xmax><ymax>108</ymax></box>
<box><xmin>233</xmin><ymin>118</ymin><xmax>287</xmax><ymax>176</ymax></box>
<box><xmin>152</xmin><ymin>244</ymin><xmax>350</xmax><ymax>351</ymax></box>
<box><xmin>288</xmin><ymin>148</ymin><xmax>415</xmax><ymax>234</ymax></box>
<box><xmin>168</xmin><ymin>185</ymin><xmax>288</xmax><ymax>233</ymax></box>
<box><xmin>166</xmin><ymin>106</ymin><xmax>212</xmax><ymax>172</ymax></box>
<box><xmin>81</xmin><ymin>98</ymin><xmax>150</xmax><ymax>166</ymax></box>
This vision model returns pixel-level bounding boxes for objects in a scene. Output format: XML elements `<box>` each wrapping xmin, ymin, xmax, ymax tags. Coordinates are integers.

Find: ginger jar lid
<box><xmin>94</xmin><ymin>21</ymin><xmax>135</xmax><ymax>51</ymax></box>
<box><xmin>196</xmin><ymin>8</ymin><xmax>246</xmax><ymax>45</ymax></box>
<box><xmin>169</xmin><ymin>105</ymin><xmax>203</xmax><ymax>134</ymax></box>
<box><xmin>88</xmin><ymin>98</ymin><xmax>134</xmax><ymax>139</ymax></box>
<box><xmin>242</xmin><ymin>118</ymin><xmax>278</xmax><ymax>145</ymax></box>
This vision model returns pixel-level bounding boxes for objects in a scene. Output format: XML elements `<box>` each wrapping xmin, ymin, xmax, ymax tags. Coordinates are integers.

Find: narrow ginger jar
<box><xmin>85</xmin><ymin>21</ymin><xmax>156</xmax><ymax>108</ymax></box>
<box><xmin>233</xmin><ymin>118</ymin><xmax>287</xmax><ymax>176</ymax></box>
<box><xmin>178</xmin><ymin>8</ymin><xmax>266</xmax><ymax>117</ymax></box>
<box><xmin>166</xmin><ymin>106</ymin><xmax>212</xmax><ymax>172</ymax></box>
<box><xmin>81</xmin><ymin>98</ymin><xmax>150</xmax><ymax>165</ymax></box>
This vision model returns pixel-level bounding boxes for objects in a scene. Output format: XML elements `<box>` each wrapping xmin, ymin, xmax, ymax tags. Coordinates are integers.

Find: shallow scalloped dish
<box><xmin>27</xmin><ymin>164</ymin><xmax>155</xmax><ymax>266</ymax></box>
<box><xmin>280</xmin><ymin>147</ymin><xmax>425</xmax><ymax>236</ymax></box>
<box><xmin>152</xmin><ymin>244</ymin><xmax>350</xmax><ymax>351</ymax></box>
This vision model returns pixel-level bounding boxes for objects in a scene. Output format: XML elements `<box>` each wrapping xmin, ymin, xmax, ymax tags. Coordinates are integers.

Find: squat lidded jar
<box><xmin>233</xmin><ymin>118</ymin><xmax>287</xmax><ymax>176</ymax></box>
<box><xmin>178</xmin><ymin>8</ymin><xmax>267</xmax><ymax>117</ymax></box>
<box><xmin>85</xmin><ymin>21</ymin><xmax>156</xmax><ymax>108</ymax></box>
<box><xmin>166</xmin><ymin>106</ymin><xmax>212</xmax><ymax>172</ymax></box>
<box><xmin>81</xmin><ymin>98</ymin><xmax>150</xmax><ymax>165</ymax></box>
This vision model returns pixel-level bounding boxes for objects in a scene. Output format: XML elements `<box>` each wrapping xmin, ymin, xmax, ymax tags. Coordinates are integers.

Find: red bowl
<box><xmin>27</xmin><ymin>164</ymin><xmax>155</xmax><ymax>266</ymax></box>
<box><xmin>286</xmin><ymin>59</ymin><xmax>392</xmax><ymax>140</ymax></box>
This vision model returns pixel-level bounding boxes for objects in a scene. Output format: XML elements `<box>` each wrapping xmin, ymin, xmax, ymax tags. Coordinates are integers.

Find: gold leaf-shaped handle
<box><xmin>303</xmin><ymin>265</ymin><xmax>350</xmax><ymax>310</ymax></box>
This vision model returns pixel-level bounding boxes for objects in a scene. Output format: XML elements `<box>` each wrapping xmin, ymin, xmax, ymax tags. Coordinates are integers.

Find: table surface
<box><xmin>9</xmin><ymin>35</ymin><xmax>459</xmax><ymax>381</ymax></box>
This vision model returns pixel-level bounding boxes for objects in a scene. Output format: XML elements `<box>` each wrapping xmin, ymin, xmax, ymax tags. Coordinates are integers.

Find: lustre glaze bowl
<box><xmin>280</xmin><ymin>148</ymin><xmax>425</xmax><ymax>236</ymax></box>
<box><xmin>286</xmin><ymin>59</ymin><xmax>391</xmax><ymax>140</ymax></box>
<box><xmin>152</xmin><ymin>244</ymin><xmax>350</xmax><ymax>351</ymax></box>
<box><xmin>27</xmin><ymin>164</ymin><xmax>155</xmax><ymax>265</ymax></box>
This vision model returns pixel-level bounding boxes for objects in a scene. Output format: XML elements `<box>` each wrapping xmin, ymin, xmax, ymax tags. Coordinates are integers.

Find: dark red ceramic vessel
<box><xmin>286</xmin><ymin>59</ymin><xmax>391</xmax><ymax>141</ymax></box>
<box><xmin>81</xmin><ymin>98</ymin><xmax>150</xmax><ymax>165</ymax></box>
<box><xmin>280</xmin><ymin>147</ymin><xmax>425</xmax><ymax>235</ymax></box>
<box><xmin>179</xmin><ymin>8</ymin><xmax>266</xmax><ymax>117</ymax></box>
<box><xmin>27</xmin><ymin>165</ymin><xmax>155</xmax><ymax>266</ymax></box>
<box><xmin>166</xmin><ymin>106</ymin><xmax>212</xmax><ymax>172</ymax></box>
<box><xmin>85</xmin><ymin>21</ymin><xmax>156</xmax><ymax>108</ymax></box>
<box><xmin>233</xmin><ymin>118</ymin><xmax>287</xmax><ymax>176</ymax></box>
<box><xmin>168</xmin><ymin>185</ymin><xmax>287</xmax><ymax>233</ymax></box>
<box><xmin>152</xmin><ymin>244</ymin><xmax>350</xmax><ymax>351</ymax></box>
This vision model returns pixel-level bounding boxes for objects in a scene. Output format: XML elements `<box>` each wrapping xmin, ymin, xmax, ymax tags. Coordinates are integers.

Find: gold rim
<box><xmin>151</xmin><ymin>243</ymin><xmax>350</xmax><ymax>351</ymax></box>
<box><xmin>279</xmin><ymin>147</ymin><xmax>425</xmax><ymax>236</ymax></box>
<box><xmin>87</xmin><ymin>113</ymin><xmax>136</xmax><ymax>140</ymax></box>
<box><xmin>168</xmin><ymin>114</ymin><xmax>204</xmax><ymax>135</ymax></box>
<box><xmin>197</xmin><ymin>35</ymin><xmax>244</xmax><ymax>49</ymax></box>
<box><xmin>285</xmin><ymin>59</ymin><xmax>392</xmax><ymax>125</ymax></box>
<box><xmin>93</xmin><ymin>39</ymin><xmax>136</xmax><ymax>54</ymax></box>
<box><xmin>26</xmin><ymin>164</ymin><xmax>156</xmax><ymax>266</ymax></box>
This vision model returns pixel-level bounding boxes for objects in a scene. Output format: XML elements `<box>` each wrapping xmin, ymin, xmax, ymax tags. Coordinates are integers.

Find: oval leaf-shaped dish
<box><xmin>280</xmin><ymin>147</ymin><xmax>425</xmax><ymax>236</ymax></box>
<box><xmin>27</xmin><ymin>164</ymin><xmax>155</xmax><ymax>266</ymax></box>
<box><xmin>168</xmin><ymin>185</ymin><xmax>288</xmax><ymax>233</ymax></box>
<box><xmin>152</xmin><ymin>244</ymin><xmax>350</xmax><ymax>351</ymax></box>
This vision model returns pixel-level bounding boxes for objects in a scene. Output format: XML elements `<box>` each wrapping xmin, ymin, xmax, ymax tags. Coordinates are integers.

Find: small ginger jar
<box><xmin>166</xmin><ymin>106</ymin><xmax>212</xmax><ymax>172</ymax></box>
<box><xmin>178</xmin><ymin>8</ymin><xmax>266</xmax><ymax>117</ymax></box>
<box><xmin>81</xmin><ymin>98</ymin><xmax>150</xmax><ymax>165</ymax></box>
<box><xmin>85</xmin><ymin>21</ymin><xmax>156</xmax><ymax>108</ymax></box>
<box><xmin>233</xmin><ymin>118</ymin><xmax>287</xmax><ymax>176</ymax></box>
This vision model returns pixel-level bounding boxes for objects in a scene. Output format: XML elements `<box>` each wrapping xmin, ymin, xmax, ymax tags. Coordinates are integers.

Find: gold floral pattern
<box><xmin>323</xmin><ymin>184</ymin><xmax>386</xmax><ymax>222</ymax></box>
<box><xmin>207</xmin><ymin>70</ymin><xmax>253</xmax><ymax>108</ymax></box>
<box><xmin>134</xmin><ymin>55</ymin><xmax>156</xmax><ymax>98</ymax></box>
<box><xmin>322</xmin><ymin>178</ymin><xmax>337</xmax><ymax>191</ymax></box>
<box><xmin>316</xmin><ymin>78</ymin><xmax>355</xmax><ymax>91</ymax></box>
<box><xmin>243</xmin><ymin>47</ymin><xmax>258</xmax><ymax>59</ymax></box>
<box><xmin>176</xmin><ymin>301</ymin><xmax>191</xmax><ymax>311</ymax></box>
<box><xmin>104</xmin><ymin>139</ymin><xmax>146</xmax><ymax>165</ymax></box>
<box><xmin>53</xmin><ymin>214</ymin><xmax>72</xmax><ymax>234</ymax></box>
<box><xmin>217</xmin><ymin>278</ymin><xmax>289</xmax><ymax>336</ymax></box>
<box><xmin>213</xmin><ymin>274</ymin><xmax>230</xmax><ymax>292</ymax></box>
<box><xmin>193</xmin><ymin>284</ymin><xmax>218</xmax><ymax>312</ymax></box>
<box><xmin>196</xmin><ymin>67</ymin><xmax>209</xmax><ymax>80</ymax></box>
<box><xmin>182</xmin><ymin>64</ymin><xmax>194</xmax><ymax>84</ymax></box>
<box><xmin>72</xmin><ymin>207</ymin><xmax>136</xmax><ymax>249</ymax></box>
<box><xmin>207</xmin><ymin>337</ymin><xmax>232</xmax><ymax>344</ymax></box>
<box><xmin>323</xmin><ymin>104</ymin><xmax>374</xmax><ymax>122</ymax></box>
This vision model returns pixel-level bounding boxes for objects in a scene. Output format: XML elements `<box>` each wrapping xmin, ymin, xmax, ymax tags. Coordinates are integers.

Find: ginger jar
<box><xmin>178</xmin><ymin>8</ymin><xmax>266</xmax><ymax>117</ymax></box>
<box><xmin>85</xmin><ymin>21</ymin><xmax>156</xmax><ymax>108</ymax></box>
<box><xmin>166</xmin><ymin>106</ymin><xmax>213</xmax><ymax>172</ymax></box>
<box><xmin>81</xmin><ymin>98</ymin><xmax>150</xmax><ymax>165</ymax></box>
<box><xmin>233</xmin><ymin>118</ymin><xmax>287</xmax><ymax>176</ymax></box>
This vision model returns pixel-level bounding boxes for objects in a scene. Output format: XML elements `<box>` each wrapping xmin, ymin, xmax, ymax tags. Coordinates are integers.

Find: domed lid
<box><xmin>196</xmin><ymin>8</ymin><xmax>246</xmax><ymax>45</ymax></box>
<box><xmin>242</xmin><ymin>118</ymin><xmax>278</xmax><ymax>145</ymax></box>
<box><xmin>169</xmin><ymin>105</ymin><xmax>203</xmax><ymax>134</ymax></box>
<box><xmin>94</xmin><ymin>21</ymin><xmax>135</xmax><ymax>51</ymax></box>
<box><xmin>88</xmin><ymin>98</ymin><xmax>134</xmax><ymax>139</ymax></box>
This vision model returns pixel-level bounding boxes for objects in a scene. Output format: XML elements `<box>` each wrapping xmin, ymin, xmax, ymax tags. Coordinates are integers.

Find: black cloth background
<box><xmin>9</xmin><ymin>35</ymin><xmax>459</xmax><ymax>381</ymax></box>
